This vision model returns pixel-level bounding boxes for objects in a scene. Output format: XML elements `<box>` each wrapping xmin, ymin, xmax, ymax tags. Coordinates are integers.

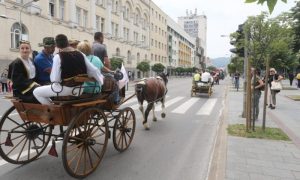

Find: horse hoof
<box><xmin>143</xmin><ymin>124</ymin><xmax>150</xmax><ymax>130</ymax></box>
<box><xmin>153</xmin><ymin>117</ymin><xmax>157</xmax><ymax>122</ymax></box>
<box><xmin>161</xmin><ymin>113</ymin><xmax>166</xmax><ymax>118</ymax></box>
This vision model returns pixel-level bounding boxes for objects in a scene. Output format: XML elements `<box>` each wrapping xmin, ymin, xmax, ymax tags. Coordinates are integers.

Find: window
<box><xmin>116</xmin><ymin>48</ymin><xmax>120</xmax><ymax>56</ymax></box>
<box><xmin>137</xmin><ymin>53</ymin><xmax>140</xmax><ymax>63</ymax></box>
<box><xmin>145</xmin><ymin>54</ymin><xmax>147</xmax><ymax>60</ymax></box>
<box><xmin>127</xmin><ymin>50</ymin><xmax>131</xmax><ymax>64</ymax></box>
<box><xmin>151</xmin><ymin>54</ymin><xmax>153</xmax><ymax>60</ymax></box>
<box><xmin>123</xmin><ymin>27</ymin><xmax>129</xmax><ymax>41</ymax></box>
<box><xmin>83</xmin><ymin>10</ymin><xmax>88</xmax><ymax>28</ymax></box>
<box><xmin>133</xmin><ymin>31</ymin><xmax>138</xmax><ymax>43</ymax></box>
<box><xmin>115</xmin><ymin>23</ymin><xmax>119</xmax><ymax>37</ymax></box>
<box><xmin>10</xmin><ymin>23</ymin><xmax>27</xmax><ymax>49</ymax></box>
<box><xmin>96</xmin><ymin>16</ymin><xmax>100</xmax><ymax>31</ymax></box>
<box><xmin>16</xmin><ymin>0</ymin><xmax>23</xmax><ymax>4</ymax></box>
<box><xmin>111</xmin><ymin>22</ymin><xmax>115</xmax><ymax>36</ymax></box>
<box><xmin>76</xmin><ymin>7</ymin><xmax>81</xmax><ymax>25</ymax></box>
<box><xmin>151</xmin><ymin>39</ymin><xmax>153</xmax><ymax>46</ymax></box>
<box><xmin>59</xmin><ymin>0</ymin><xmax>65</xmax><ymax>20</ymax></box>
<box><xmin>49</xmin><ymin>0</ymin><xmax>55</xmax><ymax>17</ymax></box>
<box><xmin>101</xmin><ymin>18</ymin><xmax>105</xmax><ymax>32</ymax></box>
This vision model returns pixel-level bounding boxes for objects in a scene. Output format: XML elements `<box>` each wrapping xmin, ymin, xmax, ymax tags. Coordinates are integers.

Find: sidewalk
<box><xmin>225</xmin><ymin>79</ymin><xmax>300</xmax><ymax>180</ymax></box>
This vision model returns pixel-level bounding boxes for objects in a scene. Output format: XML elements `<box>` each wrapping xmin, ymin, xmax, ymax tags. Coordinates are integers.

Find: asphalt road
<box><xmin>0</xmin><ymin>77</ymin><xmax>227</xmax><ymax>180</ymax></box>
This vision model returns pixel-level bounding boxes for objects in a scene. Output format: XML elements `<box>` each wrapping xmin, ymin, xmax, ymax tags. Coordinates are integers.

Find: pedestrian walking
<box><xmin>234</xmin><ymin>71</ymin><xmax>240</xmax><ymax>91</ymax></box>
<box><xmin>296</xmin><ymin>72</ymin><xmax>300</xmax><ymax>88</ymax></box>
<box><xmin>288</xmin><ymin>72</ymin><xmax>295</xmax><ymax>86</ymax></box>
<box><xmin>1</xmin><ymin>69</ymin><xmax>8</xmax><ymax>94</ymax></box>
<box><xmin>251</xmin><ymin>68</ymin><xmax>264</xmax><ymax>121</ymax></box>
<box><xmin>268</xmin><ymin>68</ymin><xmax>283</xmax><ymax>109</ymax></box>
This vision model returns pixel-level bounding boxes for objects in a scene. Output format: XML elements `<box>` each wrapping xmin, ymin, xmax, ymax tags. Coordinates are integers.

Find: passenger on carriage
<box><xmin>33</xmin><ymin>34</ymin><xmax>104</xmax><ymax>105</ymax></box>
<box><xmin>8</xmin><ymin>40</ymin><xmax>40</xmax><ymax>103</ymax></box>
<box><xmin>193</xmin><ymin>70</ymin><xmax>201</xmax><ymax>83</ymax></box>
<box><xmin>77</xmin><ymin>40</ymin><xmax>113</xmax><ymax>94</ymax></box>
<box><xmin>34</xmin><ymin>37</ymin><xmax>55</xmax><ymax>85</ymax></box>
<box><xmin>201</xmin><ymin>69</ymin><xmax>213</xmax><ymax>84</ymax></box>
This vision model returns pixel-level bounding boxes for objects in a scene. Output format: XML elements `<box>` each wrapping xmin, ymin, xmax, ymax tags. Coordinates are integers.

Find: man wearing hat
<box><xmin>34</xmin><ymin>37</ymin><xmax>55</xmax><ymax>85</ymax></box>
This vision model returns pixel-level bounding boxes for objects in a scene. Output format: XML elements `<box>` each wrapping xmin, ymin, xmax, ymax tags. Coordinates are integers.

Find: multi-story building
<box><xmin>149</xmin><ymin>1</ymin><xmax>168</xmax><ymax>73</ymax></box>
<box><xmin>167</xmin><ymin>16</ymin><xmax>195</xmax><ymax>74</ymax></box>
<box><xmin>178</xmin><ymin>9</ymin><xmax>207</xmax><ymax>69</ymax></box>
<box><xmin>0</xmin><ymin>0</ymin><xmax>151</xmax><ymax>76</ymax></box>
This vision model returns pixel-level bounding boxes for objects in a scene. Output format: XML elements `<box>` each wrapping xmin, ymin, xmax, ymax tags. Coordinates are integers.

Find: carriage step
<box><xmin>31</xmin><ymin>145</ymin><xmax>44</xmax><ymax>150</ymax></box>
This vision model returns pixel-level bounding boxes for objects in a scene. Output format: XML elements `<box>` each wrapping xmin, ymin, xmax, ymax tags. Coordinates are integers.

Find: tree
<box><xmin>245</xmin><ymin>0</ymin><xmax>287</xmax><ymax>13</ymax></box>
<box><xmin>136</xmin><ymin>61</ymin><xmax>150</xmax><ymax>77</ymax></box>
<box><xmin>110</xmin><ymin>57</ymin><xmax>123</xmax><ymax>70</ymax></box>
<box><xmin>207</xmin><ymin>65</ymin><xmax>217</xmax><ymax>72</ymax></box>
<box><xmin>151</xmin><ymin>63</ymin><xmax>165</xmax><ymax>73</ymax></box>
<box><xmin>290</xmin><ymin>2</ymin><xmax>300</xmax><ymax>54</ymax></box>
<box><xmin>175</xmin><ymin>67</ymin><xmax>184</xmax><ymax>75</ymax></box>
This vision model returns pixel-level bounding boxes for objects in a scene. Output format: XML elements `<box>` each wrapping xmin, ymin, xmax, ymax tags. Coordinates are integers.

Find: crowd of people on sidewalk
<box><xmin>6</xmin><ymin>32</ymin><xmax>124</xmax><ymax>105</ymax></box>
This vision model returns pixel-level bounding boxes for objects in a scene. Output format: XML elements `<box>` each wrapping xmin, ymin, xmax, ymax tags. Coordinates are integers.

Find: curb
<box><xmin>205</xmin><ymin>82</ymin><xmax>229</xmax><ymax>180</ymax></box>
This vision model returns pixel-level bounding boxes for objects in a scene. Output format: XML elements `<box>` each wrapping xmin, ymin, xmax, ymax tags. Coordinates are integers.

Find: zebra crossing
<box><xmin>122</xmin><ymin>92</ymin><xmax>218</xmax><ymax>116</ymax></box>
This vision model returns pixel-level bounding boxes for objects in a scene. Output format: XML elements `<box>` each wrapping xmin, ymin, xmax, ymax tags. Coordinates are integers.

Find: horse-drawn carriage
<box><xmin>0</xmin><ymin>74</ymin><xmax>136</xmax><ymax>178</ymax></box>
<box><xmin>191</xmin><ymin>80</ymin><xmax>213</xmax><ymax>97</ymax></box>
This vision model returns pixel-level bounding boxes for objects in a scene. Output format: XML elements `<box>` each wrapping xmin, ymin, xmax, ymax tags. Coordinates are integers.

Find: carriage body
<box><xmin>191</xmin><ymin>81</ymin><xmax>213</xmax><ymax>97</ymax></box>
<box><xmin>0</xmin><ymin>75</ymin><xmax>136</xmax><ymax>178</ymax></box>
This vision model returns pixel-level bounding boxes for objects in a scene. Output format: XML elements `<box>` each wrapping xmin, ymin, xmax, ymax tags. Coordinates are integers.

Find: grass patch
<box><xmin>227</xmin><ymin>124</ymin><xmax>290</xmax><ymax>141</ymax></box>
<box><xmin>283</xmin><ymin>87</ymin><xmax>298</xmax><ymax>90</ymax></box>
<box><xmin>286</xmin><ymin>95</ymin><xmax>300</xmax><ymax>101</ymax></box>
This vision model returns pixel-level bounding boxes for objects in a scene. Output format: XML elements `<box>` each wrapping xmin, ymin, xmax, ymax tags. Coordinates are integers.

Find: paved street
<box><xmin>0</xmin><ymin>77</ymin><xmax>226</xmax><ymax>180</ymax></box>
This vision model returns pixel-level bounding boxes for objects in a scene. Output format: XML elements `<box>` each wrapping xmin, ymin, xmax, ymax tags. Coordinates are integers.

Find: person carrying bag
<box><xmin>268</xmin><ymin>68</ymin><xmax>283</xmax><ymax>109</ymax></box>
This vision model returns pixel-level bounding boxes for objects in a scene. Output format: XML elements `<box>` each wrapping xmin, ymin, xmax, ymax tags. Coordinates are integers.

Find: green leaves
<box><xmin>245</xmin><ymin>0</ymin><xmax>287</xmax><ymax>13</ymax></box>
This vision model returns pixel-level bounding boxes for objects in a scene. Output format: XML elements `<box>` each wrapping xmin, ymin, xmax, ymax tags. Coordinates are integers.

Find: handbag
<box><xmin>271</xmin><ymin>81</ymin><xmax>282</xmax><ymax>90</ymax></box>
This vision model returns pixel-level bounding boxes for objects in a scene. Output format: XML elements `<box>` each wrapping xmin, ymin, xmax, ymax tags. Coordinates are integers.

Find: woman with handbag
<box><xmin>268</xmin><ymin>68</ymin><xmax>283</xmax><ymax>109</ymax></box>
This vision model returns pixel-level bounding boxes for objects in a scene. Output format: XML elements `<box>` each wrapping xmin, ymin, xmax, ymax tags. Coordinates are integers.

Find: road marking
<box><xmin>155</xmin><ymin>96</ymin><xmax>184</xmax><ymax>111</ymax></box>
<box><xmin>197</xmin><ymin>98</ymin><xmax>217</xmax><ymax>115</ymax></box>
<box><xmin>171</xmin><ymin>98</ymin><xmax>199</xmax><ymax>114</ymax></box>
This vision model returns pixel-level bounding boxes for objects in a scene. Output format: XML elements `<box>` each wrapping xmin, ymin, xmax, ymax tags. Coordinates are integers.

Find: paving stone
<box><xmin>273</xmin><ymin>162</ymin><xmax>300</xmax><ymax>171</ymax></box>
<box><xmin>249</xmin><ymin>173</ymin><xmax>281</xmax><ymax>180</ymax></box>
<box><xmin>246</xmin><ymin>158</ymin><xmax>274</xmax><ymax>168</ymax></box>
<box><xmin>292</xmin><ymin>170</ymin><xmax>300</xmax><ymax>179</ymax></box>
<box><xmin>226</xmin><ymin>170</ymin><xmax>250</xmax><ymax>180</ymax></box>
<box><xmin>262</xmin><ymin>167</ymin><xmax>295</xmax><ymax>178</ymax></box>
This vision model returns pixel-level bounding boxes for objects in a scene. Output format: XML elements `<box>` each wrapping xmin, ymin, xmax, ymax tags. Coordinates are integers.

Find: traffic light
<box><xmin>230</xmin><ymin>24</ymin><xmax>245</xmax><ymax>57</ymax></box>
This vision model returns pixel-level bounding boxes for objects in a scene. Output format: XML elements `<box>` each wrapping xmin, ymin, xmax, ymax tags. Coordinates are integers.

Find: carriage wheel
<box><xmin>113</xmin><ymin>107</ymin><xmax>136</xmax><ymax>152</ymax></box>
<box><xmin>0</xmin><ymin>106</ymin><xmax>52</xmax><ymax>164</ymax></box>
<box><xmin>62</xmin><ymin>107</ymin><xmax>108</xmax><ymax>178</ymax></box>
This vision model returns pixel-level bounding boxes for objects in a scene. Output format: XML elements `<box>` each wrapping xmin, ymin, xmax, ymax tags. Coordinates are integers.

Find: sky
<box><xmin>152</xmin><ymin>0</ymin><xmax>297</xmax><ymax>59</ymax></box>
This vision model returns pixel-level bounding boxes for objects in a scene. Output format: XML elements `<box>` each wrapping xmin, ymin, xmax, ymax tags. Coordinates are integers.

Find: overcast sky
<box><xmin>152</xmin><ymin>0</ymin><xmax>297</xmax><ymax>58</ymax></box>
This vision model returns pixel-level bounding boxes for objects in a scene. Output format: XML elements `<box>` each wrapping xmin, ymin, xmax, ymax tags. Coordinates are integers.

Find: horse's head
<box><xmin>157</xmin><ymin>72</ymin><xmax>168</xmax><ymax>85</ymax></box>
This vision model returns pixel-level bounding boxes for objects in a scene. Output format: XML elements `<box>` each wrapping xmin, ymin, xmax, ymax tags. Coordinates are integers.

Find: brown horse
<box><xmin>135</xmin><ymin>73</ymin><xmax>168</xmax><ymax>130</ymax></box>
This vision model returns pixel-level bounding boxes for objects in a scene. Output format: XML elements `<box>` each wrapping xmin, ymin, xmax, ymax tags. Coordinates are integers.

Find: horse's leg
<box><xmin>144</xmin><ymin>103</ymin><xmax>153</xmax><ymax>130</ymax></box>
<box><xmin>152</xmin><ymin>103</ymin><xmax>157</xmax><ymax>122</ymax></box>
<box><xmin>138</xmin><ymin>101</ymin><xmax>146</xmax><ymax>125</ymax></box>
<box><xmin>161</xmin><ymin>97</ymin><xmax>166</xmax><ymax>118</ymax></box>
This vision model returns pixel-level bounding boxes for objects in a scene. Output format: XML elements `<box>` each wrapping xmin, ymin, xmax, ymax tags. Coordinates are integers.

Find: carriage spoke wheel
<box><xmin>0</xmin><ymin>106</ymin><xmax>52</xmax><ymax>164</ymax></box>
<box><xmin>62</xmin><ymin>107</ymin><xmax>108</xmax><ymax>178</ymax></box>
<box><xmin>113</xmin><ymin>107</ymin><xmax>136</xmax><ymax>152</ymax></box>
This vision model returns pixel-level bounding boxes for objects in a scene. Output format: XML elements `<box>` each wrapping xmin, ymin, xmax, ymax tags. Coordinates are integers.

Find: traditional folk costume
<box><xmin>8</xmin><ymin>57</ymin><xmax>39</xmax><ymax>103</ymax></box>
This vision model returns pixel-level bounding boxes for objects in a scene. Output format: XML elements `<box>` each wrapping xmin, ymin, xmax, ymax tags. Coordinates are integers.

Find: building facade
<box><xmin>178</xmin><ymin>9</ymin><xmax>207</xmax><ymax>69</ymax></box>
<box><xmin>0</xmin><ymin>0</ymin><xmax>151</xmax><ymax>76</ymax></box>
<box><xmin>149</xmin><ymin>0</ymin><xmax>168</xmax><ymax>74</ymax></box>
<box><xmin>167</xmin><ymin>15</ymin><xmax>195</xmax><ymax>74</ymax></box>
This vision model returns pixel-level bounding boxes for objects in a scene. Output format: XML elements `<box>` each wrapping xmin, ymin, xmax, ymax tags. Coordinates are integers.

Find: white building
<box><xmin>0</xmin><ymin>0</ymin><xmax>151</xmax><ymax>76</ymax></box>
<box><xmin>178</xmin><ymin>9</ymin><xmax>207</xmax><ymax>58</ymax></box>
<box><xmin>167</xmin><ymin>15</ymin><xmax>195</xmax><ymax>73</ymax></box>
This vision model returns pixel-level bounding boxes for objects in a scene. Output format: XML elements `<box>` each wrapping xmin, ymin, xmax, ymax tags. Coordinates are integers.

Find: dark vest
<box><xmin>59</xmin><ymin>51</ymin><xmax>87</xmax><ymax>79</ymax></box>
<box><xmin>59</xmin><ymin>51</ymin><xmax>87</xmax><ymax>87</ymax></box>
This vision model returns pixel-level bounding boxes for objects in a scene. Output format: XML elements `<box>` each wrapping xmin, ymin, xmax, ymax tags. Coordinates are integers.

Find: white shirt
<box><xmin>50</xmin><ymin>52</ymin><xmax>104</xmax><ymax>89</ymax></box>
<box><xmin>201</xmin><ymin>72</ymin><xmax>212</xmax><ymax>82</ymax></box>
<box><xmin>20</xmin><ymin>58</ymin><xmax>36</xmax><ymax>79</ymax></box>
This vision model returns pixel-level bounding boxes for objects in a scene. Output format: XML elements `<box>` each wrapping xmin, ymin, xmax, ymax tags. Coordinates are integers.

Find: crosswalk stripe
<box><xmin>196</xmin><ymin>98</ymin><xmax>217</xmax><ymax>115</ymax></box>
<box><xmin>155</xmin><ymin>96</ymin><xmax>184</xmax><ymax>111</ymax></box>
<box><xmin>171</xmin><ymin>98</ymin><xmax>199</xmax><ymax>114</ymax></box>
